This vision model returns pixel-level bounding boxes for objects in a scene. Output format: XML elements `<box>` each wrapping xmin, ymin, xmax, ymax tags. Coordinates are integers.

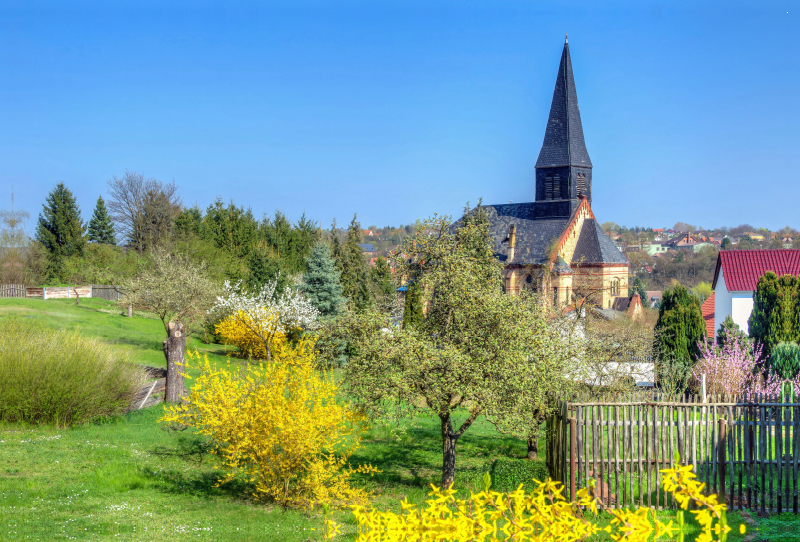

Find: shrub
<box><xmin>771</xmin><ymin>342</ymin><xmax>800</xmax><ymax>380</ymax></box>
<box><xmin>215</xmin><ymin>311</ymin><xmax>291</xmax><ymax>359</ymax></box>
<box><xmin>485</xmin><ymin>458</ymin><xmax>549</xmax><ymax>492</ymax></box>
<box><xmin>0</xmin><ymin>318</ymin><xmax>145</xmax><ymax>426</ymax></box>
<box><xmin>160</xmin><ymin>348</ymin><xmax>376</xmax><ymax>508</ymax></box>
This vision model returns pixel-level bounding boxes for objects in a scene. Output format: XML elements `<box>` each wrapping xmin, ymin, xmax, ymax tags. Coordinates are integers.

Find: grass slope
<box><xmin>0</xmin><ymin>298</ymin><xmax>749</xmax><ymax>541</ymax></box>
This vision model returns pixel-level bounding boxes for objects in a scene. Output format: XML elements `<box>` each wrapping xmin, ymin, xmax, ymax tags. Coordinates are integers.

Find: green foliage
<box><xmin>338</xmin><ymin>214</ymin><xmax>372</xmax><ymax>310</ymax></box>
<box><xmin>87</xmin><ymin>196</ymin><xmax>116</xmax><ymax>245</ymax></box>
<box><xmin>485</xmin><ymin>458</ymin><xmax>549</xmax><ymax>492</ymax></box>
<box><xmin>654</xmin><ymin>283</ymin><xmax>705</xmax><ymax>366</ymax></box>
<box><xmin>370</xmin><ymin>256</ymin><xmax>395</xmax><ymax>298</ymax></box>
<box><xmin>748</xmin><ymin>272</ymin><xmax>800</xmax><ymax>357</ymax></box>
<box><xmin>770</xmin><ymin>342</ymin><xmax>800</xmax><ymax>380</ymax></box>
<box><xmin>62</xmin><ymin>242</ymin><xmax>145</xmax><ymax>285</ymax></box>
<box><xmin>0</xmin><ymin>318</ymin><xmax>144</xmax><ymax>426</ymax></box>
<box><xmin>716</xmin><ymin>315</ymin><xmax>750</xmax><ymax>349</ymax></box>
<box><xmin>35</xmin><ymin>183</ymin><xmax>86</xmax><ymax>280</ymax></box>
<box><xmin>692</xmin><ymin>281</ymin><xmax>712</xmax><ymax>301</ymax></box>
<box><xmin>246</xmin><ymin>249</ymin><xmax>288</xmax><ymax>295</ymax></box>
<box><xmin>300</xmin><ymin>241</ymin><xmax>345</xmax><ymax>317</ymax></box>
<box><xmin>402</xmin><ymin>280</ymin><xmax>424</xmax><ymax>329</ymax></box>
<box><xmin>629</xmin><ymin>277</ymin><xmax>648</xmax><ymax>304</ymax></box>
<box><xmin>720</xmin><ymin>237</ymin><xmax>732</xmax><ymax>250</ymax></box>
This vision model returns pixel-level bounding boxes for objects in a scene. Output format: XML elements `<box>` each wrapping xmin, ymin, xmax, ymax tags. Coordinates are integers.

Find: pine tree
<box><xmin>87</xmin><ymin>196</ymin><xmax>117</xmax><ymax>245</ymax></box>
<box><xmin>300</xmin><ymin>241</ymin><xmax>345</xmax><ymax>317</ymax></box>
<box><xmin>337</xmin><ymin>215</ymin><xmax>371</xmax><ymax>310</ymax></box>
<box><xmin>654</xmin><ymin>283</ymin><xmax>705</xmax><ymax>366</ymax></box>
<box><xmin>247</xmin><ymin>249</ymin><xmax>288</xmax><ymax>296</ymax></box>
<box><xmin>35</xmin><ymin>183</ymin><xmax>85</xmax><ymax>280</ymax></box>
<box><xmin>748</xmin><ymin>272</ymin><xmax>800</xmax><ymax>357</ymax></box>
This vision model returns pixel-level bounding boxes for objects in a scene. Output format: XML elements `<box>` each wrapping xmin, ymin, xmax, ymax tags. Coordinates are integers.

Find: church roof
<box><xmin>482</xmin><ymin>203</ymin><xmax>569</xmax><ymax>265</ymax></box>
<box><xmin>572</xmin><ymin>219</ymin><xmax>629</xmax><ymax>265</ymax></box>
<box><xmin>535</xmin><ymin>38</ymin><xmax>592</xmax><ymax>169</ymax></box>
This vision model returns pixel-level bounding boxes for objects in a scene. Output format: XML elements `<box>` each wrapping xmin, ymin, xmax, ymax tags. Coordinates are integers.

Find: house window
<box><xmin>553</xmin><ymin>175</ymin><xmax>561</xmax><ymax>199</ymax></box>
<box><xmin>577</xmin><ymin>174</ymin><xmax>586</xmax><ymax>197</ymax></box>
<box><xmin>545</xmin><ymin>174</ymin><xmax>553</xmax><ymax>200</ymax></box>
<box><xmin>610</xmin><ymin>278</ymin><xmax>620</xmax><ymax>296</ymax></box>
<box><xmin>553</xmin><ymin>286</ymin><xmax>559</xmax><ymax>305</ymax></box>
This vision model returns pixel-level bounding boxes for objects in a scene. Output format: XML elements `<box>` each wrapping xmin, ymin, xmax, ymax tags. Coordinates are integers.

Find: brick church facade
<box><xmin>477</xmin><ymin>38</ymin><xmax>629</xmax><ymax>308</ymax></box>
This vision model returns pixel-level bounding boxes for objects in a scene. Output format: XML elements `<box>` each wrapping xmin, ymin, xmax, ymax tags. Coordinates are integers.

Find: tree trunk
<box><xmin>441</xmin><ymin>415</ymin><xmax>458</xmax><ymax>489</ymax></box>
<box><xmin>163</xmin><ymin>321</ymin><xmax>187</xmax><ymax>402</ymax></box>
<box><xmin>127</xmin><ymin>304</ymin><xmax>133</xmax><ymax>318</ymax></box>
<box><xmin>527</xmin><ymin>438</ymin><xmax>539</xmax><ymax>461</ymax></box>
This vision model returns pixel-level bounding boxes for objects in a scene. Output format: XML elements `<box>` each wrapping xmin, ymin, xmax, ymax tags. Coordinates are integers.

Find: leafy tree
<box><xmin>654</xmin><ymin>284</ymin><xmax>705</xmax><ymax>386</ymax></box>
<box><xmin>748</xmin><ymin>272</ymin><xmax>800</xmax><ymax>357</ymax></box>
<box><xmin>87</xmin><ymin>196</ymin><xmax>117</xmax><ymax>245</ymax></box>
<box><xmin>738</xmin><ymin>236</ymin><xmax>754</xmax><ymax>250</ymax></box>
<box><xmin>338</xmin><ymin>215</ymin><xmax>371</xmax><ymax>310</ymax></box>
<box><xmin>35</xmin><ymin>183</ymin><xmax>86</xmax><ymax>280</ymax></box>
<box><xmin>333</xmin><ymin>211</ymin><xmax>575</xmax><ymax>488</ymax></box>
<box><xmin>720</xmin><ymin>237</ymin><xmax>732</xmax><ymax>250</ymax></box>
<box><xmin>770</xmin><ymin>342</ymin><xmax>800</xmax><ymax>380</ymax></box>
<box><xmin>692</xmin><ymin>281</ymin><xmax>712</xmax><ymax>302</ymax></box>
<box><xmin>0</xmin><ymin>197</ymin><xmax>34</xmax><ymax>284</ymax></box>
<box><xmin>300</xmin><ymin>241</ymin><xmax>345</xmax><ymax>317</ymax></box>
<box><xmin>369</xmin><ymin>256</ymin><xmax>395</xmax><ymax>298</ymax></box>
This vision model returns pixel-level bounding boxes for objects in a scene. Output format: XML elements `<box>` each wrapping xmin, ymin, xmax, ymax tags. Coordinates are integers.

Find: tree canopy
<box><xmin>35</xmin><ymin>183</ymin><xmax>86</xmax><ymax>280</ymax></box>
<box><xmin>87</xmin><ymin>196</ymin><xmax>117</xmax><ymax>245</ymax></box>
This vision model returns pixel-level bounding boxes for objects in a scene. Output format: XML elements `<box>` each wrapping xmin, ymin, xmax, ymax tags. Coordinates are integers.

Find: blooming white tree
<box><xmin>212</xmin><ymin>278</ymin><xmax>320</xmax><ymax>360</ymax></box>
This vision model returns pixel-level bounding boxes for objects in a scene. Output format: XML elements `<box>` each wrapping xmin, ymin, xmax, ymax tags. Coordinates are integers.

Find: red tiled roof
<box><xmin>701</xmin><ymin>293</ymin><xmax>715</xmax><ymax>338</ymax></box>
<box><xmin>713</xmin><ymin>249</ymin><xmax>800</xmax><ymax>292</ymax></box>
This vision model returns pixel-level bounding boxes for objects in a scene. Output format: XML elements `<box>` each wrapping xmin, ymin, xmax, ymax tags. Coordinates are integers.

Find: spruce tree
<box><xmin>654</xmin><ymin>283</ymin><xmax>705</xmax><ymax>366</ymax></box>
<box><xmin>35</xmin><ymin>183</ymin><xmax>85</xmax><ymax>279</ymax></box>
<box><xmin>246</xmin><ymin>249</ymin><xmax>288</xmax><ymax>296</ymax></box>
<box><xmin>748</xmin><ymin>272</ymin><xmax>800</xmax><ymax>357</ymax></box>
<box><xmin>337</xmin><ymin>215</ymin><xmax>371</xmax><ymax>310</ymax></box>
<box><xmin>716</xmin><ymin>315</ymin><xmax>749</xmax><ymax>349</ymax></box>
<box><xmin>87</xmin><ymin>196</ymin><xmax>117</xmax><ymax>245</ymax></box>
<box><xmin>300</xmin><ymin>241</ymin><xmax>345</xmax><ymax>317</ymax></box>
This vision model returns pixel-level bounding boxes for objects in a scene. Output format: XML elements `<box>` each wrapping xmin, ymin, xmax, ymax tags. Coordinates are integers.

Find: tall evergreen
<box><xmin>629</xmin><ymin>277</ymin><xmax>648</xmax><ymax>306</ymax></box>
<box><xmin>402</xmin><ymin>281</ymin><xmax>424</xmax><ymax>329</ymax></box>
<box><xmin>300</xmin><ymin>241</ymin><xmax>345</xmax><ymax>317</ymax></box>
<box><xmin>35</xmin><ymin>183</ymin><xmax>85</xmax><ymax>279</ymax></box>
<box><xmin>748</xmin><ymin>272</ymin><xmax>800</xmax><ymax>358</ymax></box>
<box><xmin>653</xmin><ymin>283</ymin><xmax>705</xmax><ymax>365</ymax></box>
<box><xmin>370</xmin><ymin>256</ymin><xmax>395</xmax><ymax>298</ymax></box>
<box><xmin>247</xmin><ymin>248</ymin><xmax>288</xmax><ymax>296</ymax></box>
<box><xmin>87</xmin><ymin>196</ymin><xmax>117</xmax><ymax>245</ymax></box>
<box><xmin>337</xmin><ymin>215</ymin><xmax>371</xmax><ymax>310</ymax></box>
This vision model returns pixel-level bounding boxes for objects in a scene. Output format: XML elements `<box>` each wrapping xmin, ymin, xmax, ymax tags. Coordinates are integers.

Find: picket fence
<box><xmin>547</xmin><ymin>393</ymin><xmax>800</xmax><ymax>513</ymax></box>
<box><xmin>0</xmin><ymin>283</ymin><xmax>26</xmax><ymax>298</ymax></box>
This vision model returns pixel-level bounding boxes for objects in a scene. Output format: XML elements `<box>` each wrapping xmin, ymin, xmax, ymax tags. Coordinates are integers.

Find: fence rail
<box><xmin>548</xmin><ymin>393</ymin><xmax>800</xmax><ymax>513</ymax></box>
<box><xmin>91</xmin><ymin>285</ymin><xmax>121</xmax><ymax>301</ymax></box>
<box><xmin>0</xmin><ymin>284</ymin><xmax>120</xmax><ymax>301</ymax></box>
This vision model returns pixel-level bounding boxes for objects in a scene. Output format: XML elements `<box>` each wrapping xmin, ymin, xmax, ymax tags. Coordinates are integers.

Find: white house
<box><xmin>712</xmin><ymin>249</ymin><xmax>800</xmax><ymax>335</ymax></box>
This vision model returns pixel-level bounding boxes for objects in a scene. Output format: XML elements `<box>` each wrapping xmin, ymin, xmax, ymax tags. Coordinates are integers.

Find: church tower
<box><xmin>533</xmin><ymin>36</ymin><xmax>593</xmax><ymax>219</ymax></box>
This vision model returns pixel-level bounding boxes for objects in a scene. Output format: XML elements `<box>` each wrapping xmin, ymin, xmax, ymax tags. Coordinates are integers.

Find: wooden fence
<box><xmin>0</xmin><ymin>284</ymin><xmax>26</xmax><ymax>298</ymax></box>
<box><xmin>91</xmin><ymin>285</ymin><xmax>121</xmax><ymax>301</ymax></box>
<box><xmin>548</xmin><ymin>393</ymin><xmax>800</xmax><ymax>513</ymax></box>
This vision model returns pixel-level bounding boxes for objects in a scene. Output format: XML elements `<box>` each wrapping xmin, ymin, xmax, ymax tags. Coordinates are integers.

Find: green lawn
<box><xmin>0</xmin><ymin>298</ymin><xmax>751</xmax><ymax>541</ymax></box>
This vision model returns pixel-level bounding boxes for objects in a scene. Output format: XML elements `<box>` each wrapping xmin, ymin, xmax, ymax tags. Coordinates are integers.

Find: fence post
<box><xmin>570</xmin><ymin>417</ymin><xmax>577</xmax><ymax>501</ymax></box>
<box><xmin>718</xmin><ymin>417</ymin><xmax>727</xmax><ymax>505</ymax></box>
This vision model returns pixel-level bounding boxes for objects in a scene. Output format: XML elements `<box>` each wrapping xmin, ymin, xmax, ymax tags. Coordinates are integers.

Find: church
<box><xmin>478</xmin><ymin>38</ymin><xmax>629</xmax><ymax>309</ymax></box>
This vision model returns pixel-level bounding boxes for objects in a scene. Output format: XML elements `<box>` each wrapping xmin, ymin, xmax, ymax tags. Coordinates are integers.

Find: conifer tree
<box><xmin>247</xmin><ymin>249</ymin><xmax>288</xmax><ymax>296</ymax></box>
<box><xmin>337</xmin><ymin>215</ymin><xmax>371</xmax><ymax>310</ymax></box>
<box><xmin>300</xmin><ymin>241</ymin><xmax>345</xmax><ymax>317</ymax></box>
<box><xmin>402</xmin><ymin>281</ymin><xmax>424</xmax><ymax>329</ymax></box>
<box><xmin>87</xmin><ymin>196</ymin><xmax>117</xmax><ymax>245</ymax></box>
<box><xmin>35</xmin><ymin>183</ymin><xmax>85</xmax><ymax>279</ymax></box>
<box><xmin>654</xmin><ymin>283</ymin><xmax>705</xmax><ymax>366</ymax></box>
<box><xmin>370</xmin><ymin>256</ymin><xmax>395</xmax><ymax>298</ymax></box>
<box><xmin>748</xmin><ymin>272</ymin><xmax>800</xmax><ymax>358</ymax></box>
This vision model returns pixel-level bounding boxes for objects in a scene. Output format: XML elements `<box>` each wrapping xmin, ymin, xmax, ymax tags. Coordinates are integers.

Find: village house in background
<box><xmin>711</xmin><ymin>249</ymin><xmax>800</xmax><ymax>334</ymax></box>
<box><xmin>469</xmin><ymin>37</ymin><xmax>629</xmax><ymax>309</ymax></box>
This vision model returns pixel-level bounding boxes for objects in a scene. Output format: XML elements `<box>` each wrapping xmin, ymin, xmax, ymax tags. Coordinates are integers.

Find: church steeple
<box><xmin>534</xmin><ymin>38</ymin><xmax>593</xmax><ymax>218</ymax></box>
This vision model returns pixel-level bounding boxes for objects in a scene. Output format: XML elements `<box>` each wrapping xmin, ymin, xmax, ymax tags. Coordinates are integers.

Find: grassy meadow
<box><xmin>0</xmin><ymin>297</ymin><xmax>749</xmax><ymax>541</ymax></box>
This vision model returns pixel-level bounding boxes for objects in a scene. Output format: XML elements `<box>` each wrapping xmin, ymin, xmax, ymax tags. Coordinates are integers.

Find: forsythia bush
<box><xmin>344</xmin><ymin>464</ymin><xmax>742</xmax><ymax>542</ymax></box>
<box><xmin>160</xmin><ymin>349</ymin><xmax>377</xmax><ymax>508</ymax></box>
<box><xmin>215</xmin><ymin>311</ymin><xmax>292</xmax><ymax>359</ymax></box>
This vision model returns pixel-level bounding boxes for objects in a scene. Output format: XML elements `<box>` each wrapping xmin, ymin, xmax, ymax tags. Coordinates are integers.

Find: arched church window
<box><xmin>553</xmin><ymin>175</ymin><xmax>561</xmax><ymax>199</ymax></box>
<box><xmin>545</xmin><ymin>175</ymin><xmax>553</xmax><ymax>200</ymax></box>
<box><xmin>577</xmin><ymin>174</ymin><xmax>586</xmax><ymax>197</ymax></box>
<box><xmin>610</xmin><ymin>278</ymin><xmax>620</xmax><ymax>296</ymax></box>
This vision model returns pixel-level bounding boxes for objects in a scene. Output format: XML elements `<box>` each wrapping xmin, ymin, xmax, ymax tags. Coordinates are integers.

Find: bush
<box><xmin>0</xmin><ymin>318</ymin><xmax>146</xmax><ymax>426</ymax></box>
<box><xmin>485</xmin><ymin>458</ymin><xmax>549</xmax><ymax>492</ymax></box>
<box><xmin>771</xmin><ymin>342</ymin><xmax>800</xmax><ymax>380</ymax></box>
<box><xmin>160</xmin><ymin>349</ymin><xmax>376</xmax><ymax>508</ymax></box>
<box><xmin>215</xmin><ymin>311</ymin><xmax>291</xmax><ymax>359</ymax></box>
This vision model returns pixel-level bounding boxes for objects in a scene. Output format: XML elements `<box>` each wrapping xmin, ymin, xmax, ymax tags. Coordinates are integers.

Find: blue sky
<box><xmin>1</xmin><ymin>1</ymin><xmax>798</xmax><ymax>233</ymax></box>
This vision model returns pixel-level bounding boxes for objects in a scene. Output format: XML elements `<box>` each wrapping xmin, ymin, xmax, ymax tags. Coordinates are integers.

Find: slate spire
<box><xmin>535</xmin><ymin>40</ymin><xmax>592</xmax><ymax>169</ymax></box>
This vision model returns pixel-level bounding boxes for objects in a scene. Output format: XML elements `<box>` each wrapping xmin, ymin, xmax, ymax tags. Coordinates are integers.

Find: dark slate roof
<box><xmin>572</xmin><ymin>219</ymin><xmax>629</xmax><ymax>264</ymax></box>
<box><xmin>482</xmin><ymin>203</ymin><xmax>569</xmax><ymax>265</ymax></box>
<box><xmin>535</xmin><ymin>40</ymin><xmax>592</xmax><ymax>169</ymax></box>
<box><xmin>358</xmin><ymin>243</ymin><xmax>376</xmax><ymax>252</ymax></box>
<box><xmin>553</xmin><ymin>255</ymin><xmax>572</xmax><ymax>274</ymax></box>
